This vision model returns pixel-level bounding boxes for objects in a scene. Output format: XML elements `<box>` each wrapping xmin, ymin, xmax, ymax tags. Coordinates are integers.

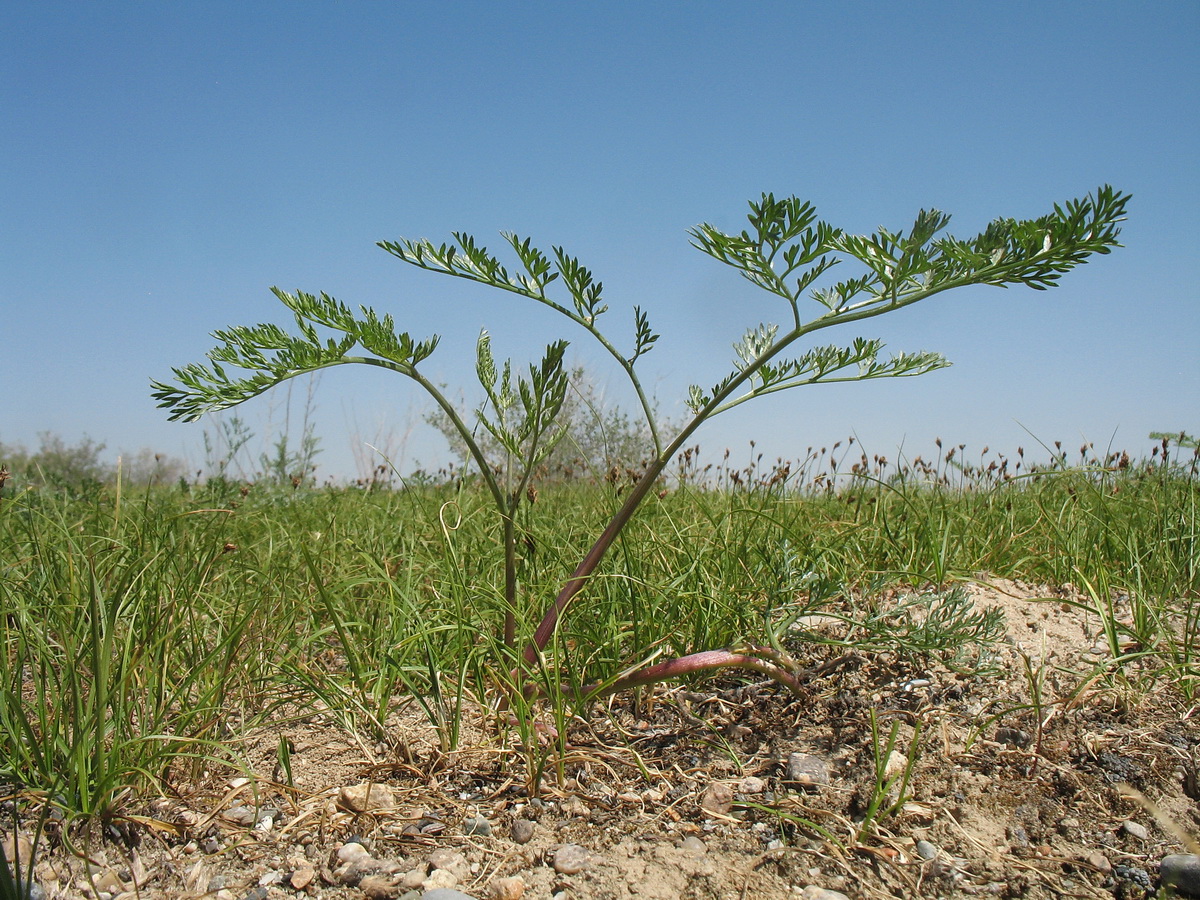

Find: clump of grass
<box><xmin>2</xmin><ymin>430</ymin><xmax>1194</xmax><ymax>818</ymax></box>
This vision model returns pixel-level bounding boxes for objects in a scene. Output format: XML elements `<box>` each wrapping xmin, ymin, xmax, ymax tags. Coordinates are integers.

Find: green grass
<box><xmin>0</xmin><ymin>438</ymin><xmax>1196</xmax><ymax>821</ymax></box>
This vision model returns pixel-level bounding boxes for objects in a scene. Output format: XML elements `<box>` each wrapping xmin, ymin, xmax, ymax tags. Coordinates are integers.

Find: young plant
<box><xmin>153</xmin><ymin>187</ymin><xmax>1128</xmax><ymax>697</ymax></box>
<box><xmin>856</xmin><ymin>710</ymin><xmax>923</xmax><ymax>840</ymax></box>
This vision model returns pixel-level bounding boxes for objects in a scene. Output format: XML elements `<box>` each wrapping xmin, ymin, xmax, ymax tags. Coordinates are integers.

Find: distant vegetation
<box><xmin>0</xmin><ymin>432</ymin><xmax>188</xmax><ymax>494</ymax></box>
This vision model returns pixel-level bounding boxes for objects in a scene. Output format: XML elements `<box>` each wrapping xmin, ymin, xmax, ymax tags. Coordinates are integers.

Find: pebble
<box><xmin>799</xmin><ymin>887</ymin><xmax>850</xmax><ymax>900</ymax></box>
<box><xmin>1160</xmin><ymin>854</ymin><xmax>1200</xmax><ymax>897</ymax></box>
<box><xmin>1121</xmin><ymin>820</ymin><xmax>1149</xmax><ymax>841</ymax></box>
<box><xmin>510</xmin><ymin>820</ymin><xmax>535</xmax><ymax>844</ymax></box>
<box><xmin>339</xmin><ymin>858</ymin><xmax>400</xmax><ymax>888</ymax></box>
<box><xmin>359</xmin><ymin>874</ymin><xmax>403</xmax><ymax>899</ymax></box>
<box><xmin>915</xmin><ymin>840</ymin><xmax>938</xmax><ymax>860</ymax></box>
<box><xmin>490</xmin><ymin>875</ymin><xmax>526</xmax><ymax>900</ymax></box>
<box><xmin>995</xmin><ymin>727</ymin><xmax>1032</xmax><ymax>748</ymax></box>
<box><xmin>289</xmin><ymin>865</ymin><xmax>316</xmax><ymax>889</ymax></box>
<box><xmin>222</xmin><ymin>805</ymin><xmax>256</xmax><ymax>826</ymax></box>
<box><xmin>1084</xmin><ymin>852</ymin><xmax>1111</xmax><ymax>874</ymax></box>
<box><xmin>1</xmin><ymin>834</ymin><xmax>33</xmax><ymax>869</ymax></box>
<box><xmin>1006</xmin><ymin>824</ymin><xmax>1029</xmax><ymax>850</ymax></box>
<box><xmin>1057</xmin><ymin>817</ymin><xmax>1080</xmax><ymax>835</ymax></box>
<box><xmin>560</xmin><ymin>797</ymin><xmax>589</xmax><ymax>819</ymax></box>
<box><xmin>461</xmin><ymin>815</ymin><xmax>492</xmax><ymax>837</ymax></box>
<box><xmin>400</xmin><ymin>867</ymin><xmax>428</xmax><ymax>890</ymax></box>
<box><xmin>700</xmin><ymin>782</ymin><xmax>734</xmax><ymax>816</ymax></box>
<box><xmin>420</xmin><ymin>891</ymin><xmax>478</xmax><ymax>900</ymax></box>
<box><xmin>552</xmin><ymin>844</ymin><xmax>590</xmax><ymax>875</ymax></box>
<box><xmin>882</xmin><ymin>750</ymin><xmax>908</xmax><ymax>780</ymax></box>
<box><xmin>679</xmin><ymin>836</ymin><xmax>707</xmax><ymax>856</ymax></box>
<box><xmin>339</xmin><ymin>782</ymin><xmax>395</xmax><ymax>813</ymax></box>
<box><xmin>423</xmin><ymin>869</ymin><xmax>459</xmax><ymax>891</ymax></box>
<box><xmin>90</xmin><ymin>868</ymin><xmax>126</xmax><ymax>895</ymax></box>
<box><xmin>427</xmin><ymin>849</ymin><xmax>468</xmax><ymax>880</ymax></box>
<box><xmin>338</xmin><ymin>842</ymin><xmax>372</xmax><ymax>864</ymax></box>
<box><xmin>739</xmin><ymin>776</ymin><xmax>767</xmax><ymax>794</ymax></box>
<box><xmin>786</xmin><ymin>753</ymin><xmax>830</xmax><ymax>787</ymax></box>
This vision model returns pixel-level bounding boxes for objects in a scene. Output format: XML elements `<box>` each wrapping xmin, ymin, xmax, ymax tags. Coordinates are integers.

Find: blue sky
<box><xmin>4</xmin><ymin>3</ymin><xmax>1197</xmax><ymax>481</ymax></box>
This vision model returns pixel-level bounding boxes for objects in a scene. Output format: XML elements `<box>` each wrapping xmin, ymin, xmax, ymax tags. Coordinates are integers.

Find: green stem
<box><xmin>519</xmin><ymin>271</ymin><xmax>1002</xmax><ymax>666</ymax></box>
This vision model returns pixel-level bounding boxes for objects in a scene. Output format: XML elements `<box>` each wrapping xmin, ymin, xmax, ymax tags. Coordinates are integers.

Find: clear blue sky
<box><xmin>4</xmin><ymin>3</ymin><xmax>1197</xmax><ymax>480</ymax></box>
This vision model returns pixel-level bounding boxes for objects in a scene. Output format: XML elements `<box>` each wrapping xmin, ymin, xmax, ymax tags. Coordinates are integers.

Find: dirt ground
<box><xmin>8</xmin><ymin>580</ymin><xmax>1200</xmax><ymax>900</ymax></box>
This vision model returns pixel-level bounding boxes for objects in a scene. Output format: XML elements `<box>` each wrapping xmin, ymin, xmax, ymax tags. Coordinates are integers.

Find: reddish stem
<box><xmin>522</xmin><ymin>461</ymin><xmax>664</xmax><ymax>664</ymax></box>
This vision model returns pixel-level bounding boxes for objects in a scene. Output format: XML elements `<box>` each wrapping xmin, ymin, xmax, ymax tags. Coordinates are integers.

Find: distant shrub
<box><xmin>0</xmin><ymin>432</ymin><xmax>187</xmax><ymax>494</ymax></box>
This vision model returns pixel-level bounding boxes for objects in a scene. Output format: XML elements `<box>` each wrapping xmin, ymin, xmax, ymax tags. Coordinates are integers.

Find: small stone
<box><xmin>1006</xmin><ymin>824</ymin><xmax>1029</xmax><ymax>850</ymax></box>
<box><xmin>1122</xmin><ymin>820</ymin><xmax>1149</xmax><ymax>841</ymax></box>
<box><xmin>359</xmin><ymin>874</ymin><xmax>402</xmax><ymax>900</ymax></box>
<box><xmin>338</xmin><ymin>858</ymin><xmax>395</xmax><ymax>888</ymax></box>
<box><xmin>90</xmin><ymin>868</ymin><xmax>126</xmax><ymax>895</ymax></box>
<box><xmin>290</xmin><ymin>865</ymin><xmax>316</xmax><ymax>889</ymax></box>
<box><xmin>422</xmin><ymin>869</ymin><xmax>459</xmax><ymax>890</ymax></box>
<box><xmin>242</xmin><ymin>888</ymin><xmax>269</xmax><ymax>900</ymax></box>
<box><xmin>338</xmin><ymin>782</ymin><xmax>395</xmax><ymax>813</ymax></box>
<box><xmin>915</xmin><ymin>840</ymin><xmax>938</xmax><ymax>860</ymax></box>
<box><xmin>462</xmin><ymin>815</ymin><xmax>492</xmax><ymax>837</ymax></box>
<box><xmin>337</xmin><ymin>842</ymin><xmax>372</xmax><ymax>864</ymax></box>
<box><xmin>257</xmin><ymin>871</ymin><xmax>283</xmax><ymax>886</ymax></box>
<box><xmin>1</xmin><ymin>834</ymin><xmax>33</xmax><ymax>869</ymax></box>
<box><xmin>786</xmin><ymin>753</ymin><xmax>830</xmax><ymax>787</ymax></box>
<box><xmin>399</xmin><ymin>866</ymin><xmax>427</xmax><ymax>889</ymax></box>
<box><xmin>679</xmin><ymin>836</ymin><xmax>707</xmax><ymax>856</ymax></box>
<box><xmin>552</xmin><ymin>844</ymin><xmax>590</xmax><ymax>875</ymax></box>
<box><xmin>561</xmin><ymin>796</ymin><xmax>590</xmax><ymax>819</ymax></box>
<box><xmin>427</xmin><ymin>849</ymin><xmax>468</xmax><ymax>879</ymax></box>
<box><xmin>420</xmin><ymin>891</ymin><xmax>477</xmax><ymax>900</ymax></box>
<box><xmin>1058</xmin><ymin>817</ymin><xmax>1081</xmax><ymax>835</ymax></box>
<box><xmin>1160</xmin><ymin>854</ymin><xmax>1200</xmax><ymax>896</ymax></box>
<box><xmin>995</xmin><ymin>727</ymin><xmax>1032</xmax><ymax>748</ymax></box>
<box><xmin>1084</xmin><ymin>852</ymin><xmax>1111</xmax><ymax>874</ymax></box>
<box><xmin>510</xmin><ymin>820</ymin><xmax>535</xmax><ymax>844</ymax></box>
<box><xmin>222</xmin><ymin>805</ymin><xmax>256</xmax><ymax>826</ymax></box>
<box><xmin>882</xmin><ymin>750</ymin><xmax>909</xmax><ymax>780</ymax></box>
<box><xmin>700</xmin><ymin>782</ymin><xmax>734</xmax><ymax>817</ymax></box>
<box><xmin>491</xmin><ymin>875</ymin><xmax>526</xmax><ymax>900</ymax></box>
<box><xmin>203</xmin><ymin>837</ymin><xmax>220</xmax><ymax>854</ymax></box>
<box><xmin>739</xmin><ymin>776</ymin><xmax>767</xmax><ymax>794</ymax></box>
<box><xmin>799</xmin><ymin>887</ymin><xmax>850</xmax><ymax>900</ymax></box>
